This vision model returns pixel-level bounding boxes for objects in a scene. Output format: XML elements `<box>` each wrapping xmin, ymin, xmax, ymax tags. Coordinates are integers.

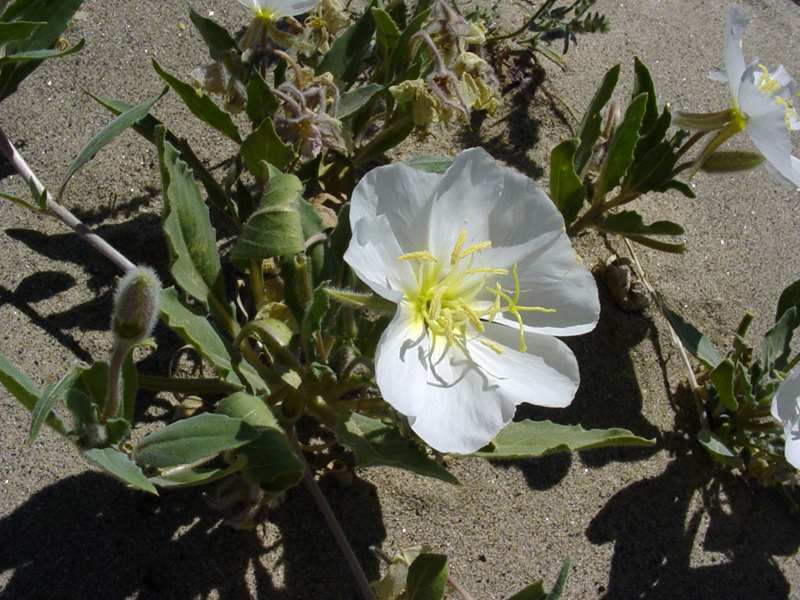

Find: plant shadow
<box><xmin>0</xmin><ymin>470</ymin><xmax>385</xmax><ymax>600</ymax></box>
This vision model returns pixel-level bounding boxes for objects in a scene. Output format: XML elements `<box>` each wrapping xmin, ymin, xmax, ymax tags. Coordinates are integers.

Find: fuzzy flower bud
<box><xmin>111</xmin><ymin>266</ymin><xmax>162</xmax><ymax>344</ymax></box>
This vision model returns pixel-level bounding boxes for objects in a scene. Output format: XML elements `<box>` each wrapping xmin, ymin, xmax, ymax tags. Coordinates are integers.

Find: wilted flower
<box><xmin>772</xmin><ymin>365</ymin><xmax>800</xmax><ymax>470</ymax></box>
<box><xmin>676</xmin><ymin>9</ymin><xmax>800</xmax><ymax>188</ymax></box>
<box><xmin>344</xmin><ymin>148</ymin><xmax>600</xmax><ymax>453</ymax></box>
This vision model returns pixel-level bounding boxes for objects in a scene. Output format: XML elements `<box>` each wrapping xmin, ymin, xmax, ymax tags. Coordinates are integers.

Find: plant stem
<box><xmin>0</xmin><ymin>125</ymin><xmax>136</xmax><ymax>273</ymax></box>
<box><xmin>100</xmin><ymin>341</ymin><xmax>130</xmax><ymax>424</ymax></box>
<box><xmin>294</xmin><ymin>440</ymin><xmax>377</xmax><ymax>600</ymax></box>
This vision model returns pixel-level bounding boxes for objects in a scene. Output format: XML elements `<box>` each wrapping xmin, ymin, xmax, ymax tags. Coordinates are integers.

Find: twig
<box><xmin>623</xmin><ymin>239</ymin><xmax>710</xmax><ymax>430</ymax></box>
<box><xmin>0</xmin><ymin>125</ymin><xmax>135</xmax><ymax>273</ymax></box>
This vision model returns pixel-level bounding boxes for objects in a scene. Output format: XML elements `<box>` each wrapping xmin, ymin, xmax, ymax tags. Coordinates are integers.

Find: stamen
<box><xmin>480</xmin><ymin>339</ymin><xmax>505</xmax><ymax>354</ymax></box>
<box><xmin>442</xmin><ymin>308</ymin><xmax>454</xmax><ymax>345</ymax></box>
<box><xmin>460</xmin><ymin>300</ymin><xmax>485</xmax><ymax>333</ymax></box>
<box><xmin>428</xmin><ymin>285</ymin><xmax>447</xmax><ymax>319</ymax></box>
<box><xmin>756</xmin><ymin>64</ymin><xmax>781</xmax><ymax>95</ymax></box>
<box><xmin>459</xmin><ymin>240</ymin><xmax>491</xmax><ymax>259</ymax></box>
<box><xmin>466</xmin><ymin>267</ymin><xmax>508</xmax><ymax>275</ymax></box>
<box><xmin>450</xmin><ymin>230</ymin><xmax>467</xmax><ymax>265</ymax></box>
<box><xmin>400</xmin><ymin>251</ymin><xmax>439</xmax><ymax>262</ymax></box>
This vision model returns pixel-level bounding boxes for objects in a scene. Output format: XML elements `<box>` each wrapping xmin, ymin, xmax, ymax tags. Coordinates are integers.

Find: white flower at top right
<box><xmin>771</xmin><ymin>364</ymin><xmax>800</xmax><ymax>469</ymax></box>
<box><xmin>712</xmin><ymin>8</ymin><xmax>800</xmax><ymax>188</ymax></box>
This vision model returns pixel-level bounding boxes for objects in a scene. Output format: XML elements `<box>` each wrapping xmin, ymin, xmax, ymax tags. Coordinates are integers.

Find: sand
<box><xmin>1</xmin><ymin>0</ymin><xmax>800</xmax><ymax>598</ymax></box>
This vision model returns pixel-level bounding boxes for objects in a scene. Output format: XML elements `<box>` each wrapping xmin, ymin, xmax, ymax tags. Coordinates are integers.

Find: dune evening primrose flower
<box><xmin>236</xmin><ymin>0</ymin><xmax>319</xmax><ymax>20</ymax></box>
<box><xmin>343</xmin><ymin>148</ymin><xmax>600</xmax><ymax>453</ymax></box>
<box><xmin>772</xmin><ymin>365</ymin><xmax>800</xmax><ymax>470</ymax></box>
<box><xmin>676</xmin><ymin>9</ymin><xmax>800</xmax><ymax>188</ymax></box>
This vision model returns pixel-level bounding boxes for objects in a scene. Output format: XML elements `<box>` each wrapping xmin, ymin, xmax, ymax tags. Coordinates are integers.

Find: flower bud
<box><xmin>699</xmin><ymin>150</ymin><xmax>766</xmax><ymax>173</ymax></box>
<box><xmin>111</xmin><ymin>266</ymin><xmax>162</xmax><ymax>344</ymax></box>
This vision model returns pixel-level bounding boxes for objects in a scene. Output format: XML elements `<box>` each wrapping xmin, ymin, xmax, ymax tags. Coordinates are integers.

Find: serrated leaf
<box><xmin>246</xmin><ymin>69</ymin><xmax>279</xmax><ymax>124</ymax></box>
<box><xmin>0</xmin><ymin>354</ymin><xmax>67</xmax><ymax>436</ymax></box>
<box><xmin>241</xmin><ymin>116</ymin><xmax>294</xmax><ymax>176</ymax></box>
<box><xmin>709</xmin><ymin>358</ymin><xmax>737</xmax><ymax>411</ymax></box>
<box><xmin>0</xmin><ymin>0</ymin><xmax>84</xmax><ymax>102</ymax></box>
<box><xmin>656</xmin><ymin>293</ymin><xmax>721</xmax><ymax>368</ymax></box>
<box><xmin>159</xmin><ymin>287</ymin><xmax>263</xmax><ymax>392</ymax></box>
<box><xmin>156</xmin><ymin>128</ymin><xmax>233</xmax><ymax>325</ymax></box>
<box><xmin>697</xmin><ymin>430</ymin><xmax>744</xmax><ymax>469</ymax></box>
<box><xmin>338</xmin><ymin>83</ymin><xmax>385</xmax><ymax>120</ymax></box>
<box><xmin>28</xmin><ymin>364</ymin><xmax>83</xmax><ymax>444</ymax></box>
<box><xmin>188</xmin><ymin>7</ymin><xmax>238</xmax><ymax>60</ymax></box>
<box><xmin>153</xmin><ymin>59</ymin><xmax>240</xmax><ymax>142</ymax></box>
<box><xmin>315</xmin><ymin>8</ymin><xmax>375</xmax><ymax>86</ymax></box>
<box><xmin>84</xmin><ymin>447</ymin><xmax>158</xmax><ymax>495</ymax></box>
<box><xmin>335</xmin><ymin>413</ymin><xmax>460</xmax><ymax>484</ymax></box>
<box><xmin>134</xmin><ymin>412</ymin><xmax>258</xmax><ymax>469</ymax></box>
<box><xmin>595</xmin><ymin>210</ymin><xmax>683</xmax><ymax>237</ymax></box>
<box><xmin>407</xmin><ymin>554</ymin><xmax>448</xmax><ymax>600</ymax></box>
<box><xmin>231</xmin><ymin>166</ymin><xmax>305</xmax><ymax>260</ymax></box>
<box><xmin>58</xmin><ymin>91</ymin><xmax>163</xmax><ymax>200</ymax></box>
<box><xmin>595</xmin><ymin>93</ymin><xmax>648</xmax><ymax>198</ymax></box>
<box><xmin>549</xmin><ymin>138</ymin><xmax>586</xmax><ymax>226</ymax></box>
<box><xmin>472</xmin><ymin>419</ymin><xmax>653</xmax><ymax>458</ymax></box>
<box><xmin>574</xmin><ymin>64</ymin><xmax>620</xmax><ymax>175</ymax></box>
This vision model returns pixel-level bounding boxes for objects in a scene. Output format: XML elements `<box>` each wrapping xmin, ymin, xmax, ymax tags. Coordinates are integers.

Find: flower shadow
<box><xmin>0</xmin><ymin>470</ymin><xmax>385</xmax><ymax>600</ymax></box>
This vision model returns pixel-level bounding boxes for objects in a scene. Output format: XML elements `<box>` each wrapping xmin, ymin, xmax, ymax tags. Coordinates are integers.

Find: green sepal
<box><xmin>326</xmin><ymin>288</ymin><xmax>397</xmax><ymax>313</ymax></box>
<box><xmin>700</xmin><ymin>151</ymin><xmax>765</xmax><ymax>173</ymax></box>
<box><xmin>673</xmin><ymin>108</ymin><xmax>736</xmax><ymax>131</ymax></box>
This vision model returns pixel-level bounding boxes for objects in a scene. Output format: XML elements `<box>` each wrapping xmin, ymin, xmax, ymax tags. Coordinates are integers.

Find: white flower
<box><xmin>772</xmin><ymin>365</ymin><xmax>800</xmax><ymax>469</ymax></box>
<box><xmin>344</xmin><ymin>148</ymin><xmax>600</xmax><ymax>453</ymax></box>
<box><xmin>236</xmin><ymin>0</ymin><xmax>319</xmax><ymax>19</ymax></box>
<box><xmin>712</xmin><ymin>8</ymin><xmax>800</xmax><ymax>188</ymax></box>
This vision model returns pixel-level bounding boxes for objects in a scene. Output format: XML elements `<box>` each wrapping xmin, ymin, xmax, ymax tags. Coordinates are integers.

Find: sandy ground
<box><xmin>2</xmin><ymin>0</ymin><xmax>800</xmax><ymax>598</ymax></box>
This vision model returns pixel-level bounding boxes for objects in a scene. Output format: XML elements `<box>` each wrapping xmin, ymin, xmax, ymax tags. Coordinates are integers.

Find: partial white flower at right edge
<box><xmin>344</xmin><ymin>148</ymin><xmax>600</xmax><ymax>454</ymax></box>
<box><xmin>772</xmin><ymin>365</ymin><xmax>800</xmax><ymax>469</ymax></box>
<box><xmin>675</xmin><ymin>8</ymin><xmax>800</xmax><ymax>189</ymax></box>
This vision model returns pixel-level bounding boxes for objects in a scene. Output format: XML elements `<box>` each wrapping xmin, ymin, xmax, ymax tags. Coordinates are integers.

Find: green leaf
<box><xmin>246</xmin><ymin>69</ymin><xmax>280</xmax><ymax>124</ymax></box>
<box><xmin>152</xmin><ymin>59</ymin><xmax>240</xmax><ymax>142</ymax></box>
<box><xmin>338</xmin><ymin>83</ymin><xmax>385</xmax><ymax>120</ymax></box>
<box><xmin>0</xmin><ymin>39</ymin><xmax>83</xmax><ymax>65</ymax></box>
<box><xmin>549</xmin><ymin>139</ymin><xmax>586</xmax><ymax>226</ymax></box>
<box><xmin>188</xmin><ymin>7</ymin><xmax>238</xmax><ymax>60</ymax></box>
<box><xmin>574</xmin><ymin>64</ymin><xmax>620</xmax><ymax>175</ymax></box>
<box><xmin>57</xmin><ymin>91</ymin><xmax>163</xmax><ymax>200</ymax></box>
<box><xmin>374</xmin><ymin>546</ymin><xmax>430</xmax><ymax>600</ymax></box>
<box><xmin>156</xmin><ymin>128</ymin><xmax>233</xmax><ymax>325</ymax></box>
<box><xmin>315</xmin><ymin>8</ymin><xmax>375</xmax><ymax>87</ymax></box>
<box><xmin>709</xmin><ymin>358</ymin><xmax>737</xmax><ymax>411</ymax></box>
<box><xmin>0</xmin><ymin>189</ymin><xmax>40</xmax><ymax>212</ymax></box>
<box><xmin>697</xmin><ymin>430</ymin><xmax>744</xmax><ymax>469</ymax></box>
<box><xmin>388</xmin><ymin>8</ymin><xmax>431</xmax><ymax>82</ymax></box>
<box><xmin>624</xmin><ymin>234</ymin><xmax>686</xmax><ymax>254</ymax></box>
<box><xmin>301</xmin><ymin>281</ymin><xmax>331</xmax><ymax>357</ymax></box>
<box><xmin>507</xmin><ymin>583</ymin><xmax>547</xmax><ymax>600</ymax></box>
<box><xmin>373</xmin><ymin>8</ymin><xmax>400</xmax><ymax>60</ymax></box>
<box><xmin>84</xmin><ymin>447</ymin><xmax>159</xmax><ymax>494</ymax></box>
<box><xmin>595</xmin><ymin>93</ymin><xmax>648</xmax><ymax>198</ymax></box>
<box><xmin>0</xmin><ymin>21</ymin><xmax>43</xmax><ymax>44</ymax></box>
<box><xmin>777</xmin><ymin>278</ymin><xmax>800</xmax><ymax>325</ymax></box>
<box><xmin>27</xmin><ymin>364</ymin><xmax>83</xmax><ymax>444</ymax></box>
<box><xmin>700</xmin><ymin>151</ymin><xmax>765</xmax><ymax>173</ymax></box>
<box><xmin>160</xmin><ymin>287</ymin><xmax>264</xmax><ymax>392</ymax></box>
<box><xmin>472</xmin><ymin>419</ymin><xmax>653</xmax><ymax>458</ymax></box>
<box><xmin>0</xmin><ymin>354</ymin><xmax>68</xmax><ymax>436</ymax></box>
<box><xmin>407</xmin><ymin>554</ymin><xmax>448</xmax><ymax>600</ymax></box>
<box><xmin>760</xmin><ymin>308</ymin><xmax>796</xmax><ymax>374</ymax></box>
<box><xmin>148</xmin><ymin>455</ymin><xmax>247</xmax><ymax>488</ymax></box>
<box><xmin>595</xmin><ymin>210</ymin><xmax>683</xmax><ymax>237</ymax></box>
<box><xmin>134</xmin><ymin>412</ymin><xmax>258</xmax><ymax>470</ymax></box>
<box><xmin>335</xmin><ymin>413</ymin><xmax>460</xmax><ymax>485</ymax></box>
<box><xmin>656</xmin><ymin>293</ymin><xmax>721</xmax><ymax>368</ymax></box>
<box><xmin>231</xmin><ymin>166</ymin><xmax>306</xmax><ymax>261</ymax></box>
<box><xmin>241</xmin><ymin>117</ymin><xmax>294</xmax><ymax>176</ymax></box>
<box><xmin>216</xmin><ymin>391</ymin><xmax>279</xmax><ymax>428</ymax></box>
<box><xmin>404</xmin><ymin>154</ymin><xmax>452</xmax><ymax>174</ymax></box>
<box><xmin>0</xmin><ymin>0</ymin><xmax>84</xmax><ymax>102</ymax></box>
<box><xmin>546</xmin><ymin>556</ymin><xmax>571</xmax><ymax>600</ymax></box>
<box><xmin>222</xmin><ymin>422</ymin><xmax>304</xmax><ymax>491</ymax></box>
<box><xmin>632</xmin><ymin>57</ymin><xmax>658</xmax><ymax>133</ymax></box>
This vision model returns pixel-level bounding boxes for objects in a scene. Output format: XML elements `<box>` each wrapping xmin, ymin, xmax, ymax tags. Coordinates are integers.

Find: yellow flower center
<box><xmin>398</xmin><ymin>230</ymin><xmax>554</xmax><ymax>354</ymax></box>
<box><xmin>756</xmin><ymin>64</ymin><xmax>800</xmax><ymax>131</ymax></box>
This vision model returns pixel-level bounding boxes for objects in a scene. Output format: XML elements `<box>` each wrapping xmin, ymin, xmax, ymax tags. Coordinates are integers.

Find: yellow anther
<box><xmin>450</xmin><ymin>230</ymin><xmax>467</xmax><ymax>265</ymax></box>
<box><xmin>756</xmin><ymin>64</ymin><xmax>781</xmax><ymax>95</ymax></box>
<box><xmin>442</xmin><ymin>308</ymin><xmax>454</xmax><ymax>345</ymax></box>
<box><xmin>466</xmin><ymin>267</ymin><xmax>508</xmax><ymax>275</ymax></box>
<box><xmin>774</xmin><ymin>95</ymin><xmax>799</xmax><ymax>130</ymax></box>
<box><xmin>460</xmin><ymin>300</ymin><xmax>485</xmax><ymax>332</ymax></box>
<box><xmin>459</xmin><ymin>240</ymin><xmax>491</xmax><ymax>259</ymax></box>
<box><xmin>480</xmin><ymin>339</ymin><xmax>505</xmax><ymax>354</ymax></box>
<box><xmin>399</xmin><ymin>251</ymin><xmax>439</xmax><ymax>262</ymax></box>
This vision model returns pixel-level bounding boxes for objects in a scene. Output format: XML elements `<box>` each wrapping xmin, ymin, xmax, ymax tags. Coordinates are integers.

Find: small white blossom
<box><xmin>772</xmin><ymin>365</ymin><xmax>800</xmax><ymax>469</ymax></box>
<box><xmin>712</xmin><ymin>9</ymin><xmax>800</xmax><ymax>188</ymax></box>
<box><xmin>344</xmin><ymin>148</ymin><xmax>600</xmax><ymax>453</ymax></box>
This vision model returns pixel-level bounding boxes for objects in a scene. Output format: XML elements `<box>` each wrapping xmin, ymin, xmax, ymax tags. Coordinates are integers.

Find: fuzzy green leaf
<box><xmin>134</xmin><ymin>412</ymin><xmax>258</xmax><ymax>469</ymax></box>
<box><xmin>84</xmin><ymin>447</ymin><xmax>158</xmax><ymax>495</ymax></box>
<box><xmin>338</xmin><ymin>83</ymin><xmax>385</xmax><ymax>120</ymax></box>
<box><xmin>574</xmin><ymin>64</ymin><xmax>620</xmax><ymax>175</ymax></box>
<box><xmin>473</xmin><ymin>419</ymin><xmax>653</xmax><ymax>458</ymax></box>
<box><xmin>27</xmin><ymin>364</ymin><xmax>83</xmax><ymax>444</ymax></box>
<box><xmin>153</xmin><ymin>59</ymin><xmax>240</xmax><ymax>142</ymax></box>
<box><xmin>335</xmin><ymin>413</ymin><xmax>460</xmax><ymax>485</ymax></box>
<box><xmin>188</xmin><ymin>7</ymin><xmax>238</xmax><ymax>60</ymax></box>
<box><xmin>315</xmin><ymin>8</ymin><xmax>375</xmax><ymax>86</ymax></box>
<box><xmin>241</xmin><ymin>117</ymin><xmax>294</xmax><ymax>176</ymax></box>
<box><xmin>697</xmin><ymin>430</ymin><xmax>744</xmax><ymax>469</ymax></box>
<box><xmin>0</xmin><ymin>354</ymin><xmax>68</xmax><ymax>436</ymax></box>
<box><xmin>216</xmin><ymin>391</ymin><xmax>279</xmax><ymax>429</ymax></box>
<box><xmin>0</xmin><ymin>21</ymin><xmax>43</xmax><ymax>44</ymax></box>
<box><xmin>657</xmin><ymin>293</ymin><xmax>721</xmax><ymax>368</ymax></box>
<box><xmin>246</xmin><ymin>69</ymin><xmax>280</xmax><ymax>124</ymax></box>
<box><xmin>407</xmin><ymin>554</ymin><xmax>448</xmax><ymax>600</ymax></box>
<box><xmin>549</xmin><ymin>138</ymin><xmax>586</xmax><ymax>226</ymax></box>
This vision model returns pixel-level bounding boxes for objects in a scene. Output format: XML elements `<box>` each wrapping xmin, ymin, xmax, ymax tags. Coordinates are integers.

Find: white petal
<box><xmin>772</xmin><ymin>366</ymin><xmax>800</xmax><ymax>423</ymax></box>
<box><xmin>470</xmin><ymin>322</ymin><xmax>580</xmax><ymax>409</ymax></box>
<box><xmin>784</xmin><ymin>417</ymin><xmax>800</xmax><ymax>470</ymax></box>
<box><xmin>272</xmin><ymin>0</ymin><xmax>320</xmax><ymax>17</ymax></box>
<box><xmin>426</xmin><ymin>147</ymin><xmax>504</xmax><ymax>259</ymax></box>
<box><xmin>344</xmin><ymin>215</ymin><xmax>416</xmax><ymax>301</ymax></box>
<box><xmin>723</xmin><ymin>9</ymin><xmax>750</xmax><ymax>98</ymax></box>
<box><xmin>765</xmin><ymin>156</ymin><xmax>800</xmax><ymax>190</ymax></box>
